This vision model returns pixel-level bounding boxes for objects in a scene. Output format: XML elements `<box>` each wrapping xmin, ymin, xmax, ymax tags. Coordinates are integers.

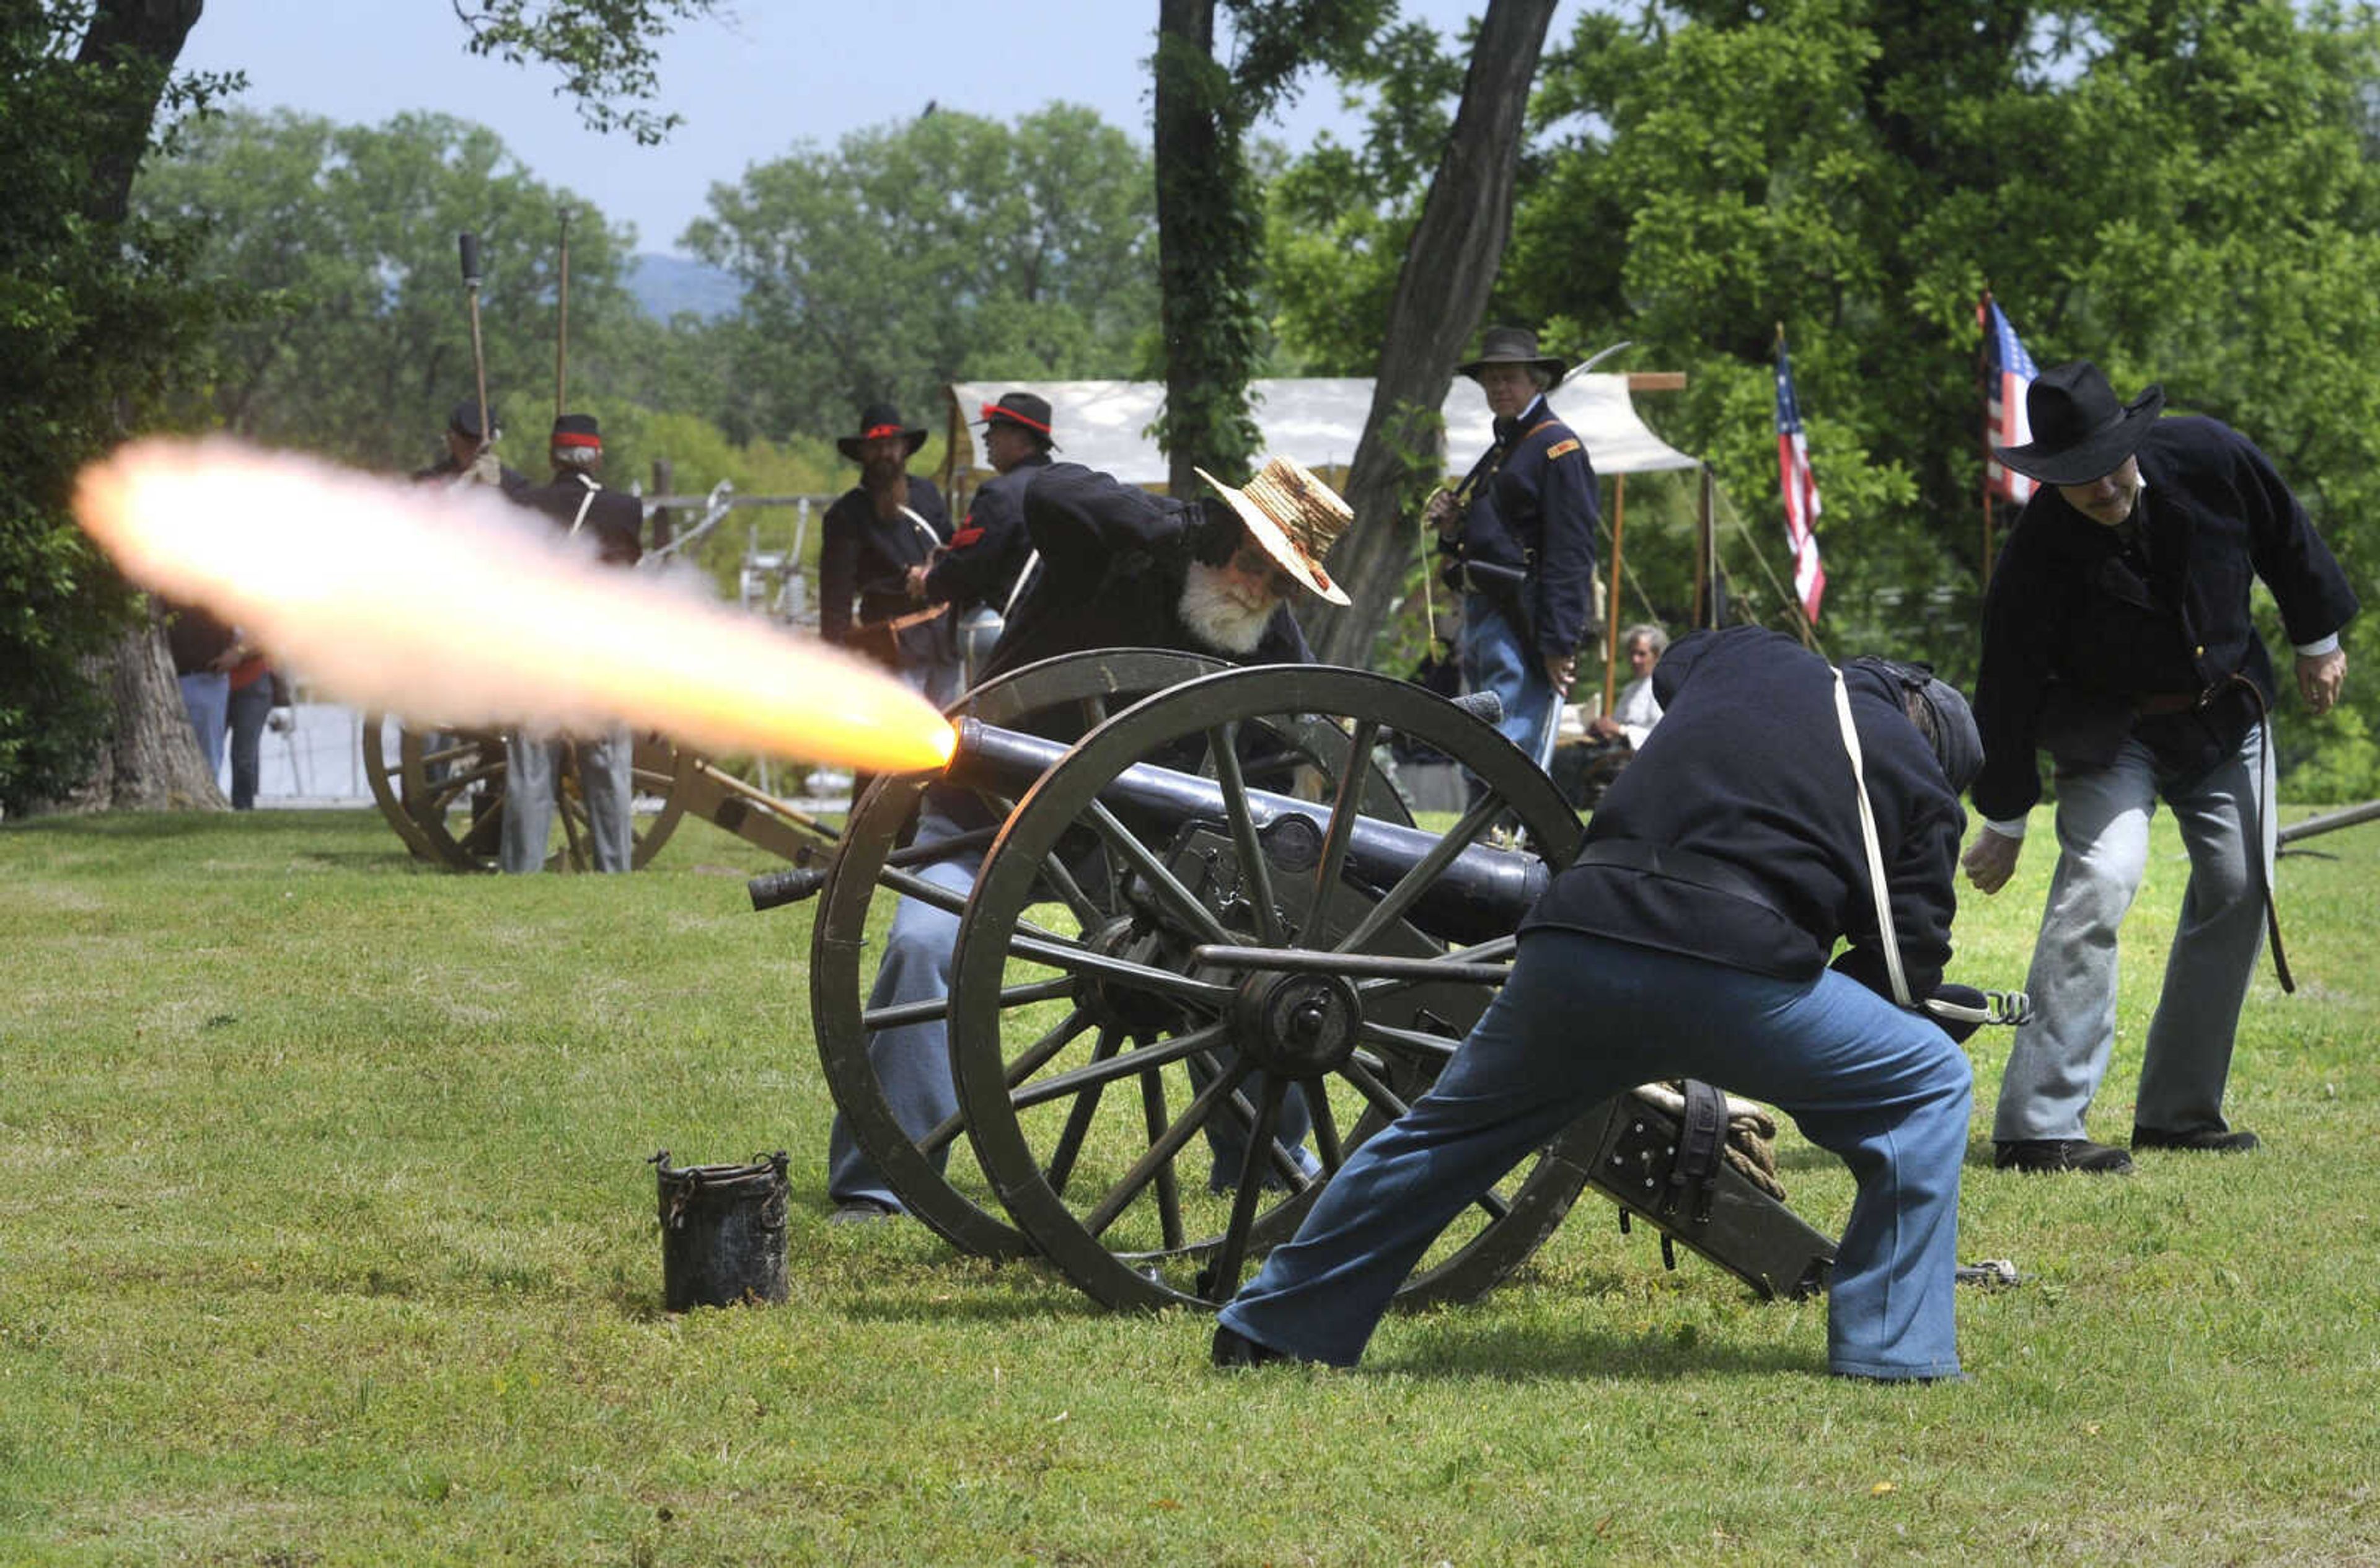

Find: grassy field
<box><xmin>2</xmin><ymin>802</ymin><xmax>2377</xmax><ymax>1565</ymax></box>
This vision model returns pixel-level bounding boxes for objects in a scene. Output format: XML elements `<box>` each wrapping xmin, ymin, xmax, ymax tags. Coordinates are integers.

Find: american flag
<box><xmin>1773</xmin><ymin>330</ymin><xmax>1826</xmax><ymax>624</ymax></box>
<box><xmin>1979</xmin><ymin>295</ymin><xmax>2039</xmax><ymax>504</ymax></box>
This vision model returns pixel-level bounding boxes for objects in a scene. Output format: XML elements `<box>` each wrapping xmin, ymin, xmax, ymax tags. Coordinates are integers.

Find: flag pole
<box><xmin>1978</xmin><ymin>291</ymin><xmax>1994</xmax><ymax>593</ymax></box>
<box><xmin>1776</xmin><ymin>321</ymin><xmax>1814</xmax><ymax>649</ymax></box>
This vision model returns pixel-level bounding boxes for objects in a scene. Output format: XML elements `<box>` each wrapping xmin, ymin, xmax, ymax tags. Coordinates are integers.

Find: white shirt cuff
<box><xmin>2295</xmin><ymin>633</ymin><xmax>2342</xmax><ymax>657</ymax></box>
<box><xmin>1985</xmin><ymin>816</ymin><xmax>2029</xmax><ymax>840</ymax></box>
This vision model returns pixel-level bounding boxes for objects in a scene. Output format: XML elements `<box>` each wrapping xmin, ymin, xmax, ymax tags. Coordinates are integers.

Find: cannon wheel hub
<box><xmin>1231</xmin><ymin>970</ymin><xmax>1362</xmax><ymax>1078</ymax></box>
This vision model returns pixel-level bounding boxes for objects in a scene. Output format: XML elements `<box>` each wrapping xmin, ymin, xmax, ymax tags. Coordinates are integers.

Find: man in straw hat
<box><xmin>825</xmin><ymin>456</ymin><xmax>1353</xmax><ymax>1223</ymax></box>
<box><xmin>1215</xmin><ymin>625</ymin><xmax>1995</xmax><ymax>1381</ymax></box>
<box><xmin>1965</xmin><ymin>360</ymin><xmax>2356</xmax><ymax>1174</ymax></box>
<box><xmin>819</xmin><ymin>401</ymin><xmax>961</xmax><ymax>705</ymax></box>
<box><xmin>1429</xmin><ymin>325</ymin><xmax>1600</xmax><ymax>784</ymax></box>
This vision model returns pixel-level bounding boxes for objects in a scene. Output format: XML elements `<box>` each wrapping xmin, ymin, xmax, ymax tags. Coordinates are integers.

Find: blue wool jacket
<box><xmin>1971</xmin><ymin>416</ymin><xmax>2358</xmax><ymax>821</ymax></box>
<box><xmin>1436</xmin><ymin>395</ymin><xmax>1602</xmax><ymax>661</ymax></box>
<box><xmin>1522</xmin><ymin>627</ymin><xmax>1967</xmax><ymax>1005</ymax></box>
<box><xmin>925</xmin><ymin>451</ymin><xmax>1051</xmax><ymax>615</ymax></box>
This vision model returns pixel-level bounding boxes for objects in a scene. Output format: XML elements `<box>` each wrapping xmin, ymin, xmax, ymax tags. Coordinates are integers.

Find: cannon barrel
<box><xmin>945</xmin><ymin>716</ymin><xmax>1549</xmax><ymax>945</ymax></box>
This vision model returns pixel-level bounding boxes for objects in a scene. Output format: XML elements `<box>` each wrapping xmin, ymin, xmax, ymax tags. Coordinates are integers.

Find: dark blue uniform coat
<box><xmin>1436</xmin><ymin>395</ymin><xmax>1602</xmax><ymax>663</ymax></box>
<box><xmin>1523</xmin><ymin>626</ymin><xmax>1966</xmax><ymax>1005</ymax></box>
<box><xmin>818</xmin><ymin>475</ymin><xmax>953</xmax><ymax>672</ymax></box>
<box><xmin>1970</xmin><ymin>416</ymin><xmax>2358</xmax><ymax>821</ymax></box>
<box><xmin>925</xmin><ymin>452</ymin><xmax>1051</xmax><ymax>615</ymax></box>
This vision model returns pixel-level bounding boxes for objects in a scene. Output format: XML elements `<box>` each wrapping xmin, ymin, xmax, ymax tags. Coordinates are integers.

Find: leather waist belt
<box><xmin>1572</xmin><ymin>838</ymin><xmax>1781</xmax><ymax>916</ymax></box>
<box><xmin>2133</xmin><ymin>690</ymin><xmax>2205</xmax><ymax>716</ymax></box>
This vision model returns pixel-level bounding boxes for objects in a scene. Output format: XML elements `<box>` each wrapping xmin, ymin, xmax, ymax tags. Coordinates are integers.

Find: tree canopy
<box><xmin>686</xmin><ymin>104</ymin><xmax>1158</xmax><ymax>443</ymax></box>
<box><xmin>134</xmin><ymin>108</ymin><xmax>648</xmax><ymax>475</ymax></box>
<box><xmin>1271</xmin><ymin>0</ymin><xmax>2380</xmax><ymax>793</ymax></box>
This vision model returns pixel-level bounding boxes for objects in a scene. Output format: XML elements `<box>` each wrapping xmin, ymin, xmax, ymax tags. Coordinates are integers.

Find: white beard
<box><xmin>1177</xmin><ymin>561</ymin><xmax>1276</xmax><ymax>655</ymax></box>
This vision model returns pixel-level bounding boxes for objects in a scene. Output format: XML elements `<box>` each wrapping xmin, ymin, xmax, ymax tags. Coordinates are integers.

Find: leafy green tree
<box><xmin>1263</xmin><ymin>0</ymin><xmax>2379</xmax><ymax>790</ymax></box>
<box><xmin>134</xmin><ymin>108</ymin><xmax>645</xmax><ymax>475</ymax></box>
<box><xmin>1298</xmin><ymin>0</ymin><xmax>1563</xmax><ymax>670</ymax></box>
<box><xmin>451</xmin><ymin>0</ymin><xmax>723</xmax><ymax>145</ymax></box>
<box><xmin>1151</xmin><ymin>0</ymin><xmax>1394</xmax><ymax>491</ymax></box>
<box><xmin>685</xmin><ymin>104</ymin><xmax>1157</xmax><ymax>446</ymax></box>
<box><xmin>2</xmin><ymin>0</ymin><xmax>724</xmax><ymax>814</ymax></box>
<box><xmin>0</xmin><ymin>0</ymin><xmax>226</xmax><ymax>814</ymax></box>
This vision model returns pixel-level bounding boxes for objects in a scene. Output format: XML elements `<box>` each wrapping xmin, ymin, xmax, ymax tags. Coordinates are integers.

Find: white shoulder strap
<box><xmin>1832</xmin><ymin>667</ymin><xmax>1911</xmax><ymax>1008</ymax></box>
<box><xmin>1001</xmin><ymin>548</ymin><xmax>1042</xmax><ymax>621</ymax></box>
<box><xmin>566</xmin><ymin>473</ymin><xmax>599</xmax><ymax>537</ymax></box>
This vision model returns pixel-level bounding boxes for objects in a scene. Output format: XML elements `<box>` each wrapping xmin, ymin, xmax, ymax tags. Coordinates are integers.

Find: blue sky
<box><xmin>180</xmin><ymin>2</ymin><xmax>1587</xmax><ymax>259</ymax></box>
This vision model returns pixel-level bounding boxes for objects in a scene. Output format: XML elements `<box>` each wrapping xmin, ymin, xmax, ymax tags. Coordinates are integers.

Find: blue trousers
<box><xmin>1994</xmin><ymin>727</ymin><xmax>2273</xmax><ymax>1141</ymax></box>
<box><xmin>177</xmin><ymin>672</ymin><xmax>229</xmax><ymax>778</ymax></box>
<box><xmin>224</xmin><ymin>679</ymin><xmax>274</xmax><ymax>810</ymax></box>
<box><xmin>1219</xmin><ymin>932</ymin><xmax>1973</xmax><ymax>1380</ymax></box>
<box><xmin>1459</xmin><ymin>594</ymin><xmax>1558</xmax><ymax>777</ymax></box>
<box><xmin>827</xmin><ymin>804</ymin><xmax>1317</xmax><ymax>1208</ymax></box>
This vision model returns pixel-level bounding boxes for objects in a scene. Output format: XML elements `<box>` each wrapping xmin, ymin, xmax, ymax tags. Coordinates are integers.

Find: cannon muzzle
<box><xmin>945</xmin><ymin>716</ymin><xmax>1549</xmax><ymax>945</ymax></box>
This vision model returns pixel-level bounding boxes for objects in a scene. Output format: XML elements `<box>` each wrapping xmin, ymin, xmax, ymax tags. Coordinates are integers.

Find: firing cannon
<box><xmin>363</xmin><ymin>716</ymin><xmax>836</xmax><ymax>872</ymax></box>
<box><xmin>773</xmin><ymin>652</ymin><xmax>1835</xmax><ymax>1314</ymax></box>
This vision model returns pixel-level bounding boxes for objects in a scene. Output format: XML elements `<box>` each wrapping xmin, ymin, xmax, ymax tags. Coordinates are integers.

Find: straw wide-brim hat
<box><xmin>1194</xmin><ymin>457</ymin><xmax>1354</xmax><ymax>607</ymax></box>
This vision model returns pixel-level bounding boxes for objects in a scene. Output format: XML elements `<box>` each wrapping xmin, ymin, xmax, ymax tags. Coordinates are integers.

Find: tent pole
<box><xmin>1602</xmin><ymin>473</ymin><xmax>1627</xmax><ymax>715</ymax></box>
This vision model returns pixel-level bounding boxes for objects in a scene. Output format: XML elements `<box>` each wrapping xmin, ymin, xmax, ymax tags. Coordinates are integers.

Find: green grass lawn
<box><xmin>2</xmin><ymin>803</ymin><xmax>2376</xmax><ymax>1564</ymax></box>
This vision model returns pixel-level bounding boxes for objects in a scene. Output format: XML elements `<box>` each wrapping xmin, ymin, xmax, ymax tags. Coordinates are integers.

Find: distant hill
<box><xmin>627</xmin><ymin>253</ymin><xmax>743</xmax><ymax>322</ymax></box>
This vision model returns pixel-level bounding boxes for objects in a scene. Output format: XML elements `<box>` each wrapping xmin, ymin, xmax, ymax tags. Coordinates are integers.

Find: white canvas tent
<box><xmin>944</xmin><ymin>369</ymin><xmax>1699</xmax><ymax>482</ymax></box>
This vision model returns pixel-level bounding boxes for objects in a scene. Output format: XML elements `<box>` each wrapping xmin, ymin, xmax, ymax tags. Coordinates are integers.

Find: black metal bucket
<box><xmin>651</xmin><ymin>1150</ymin><xmax>790</xmax><ymax>1310</ymax></box>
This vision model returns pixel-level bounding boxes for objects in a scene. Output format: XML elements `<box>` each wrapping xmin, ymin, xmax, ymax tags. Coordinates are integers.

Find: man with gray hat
<box><xmin>1965</xmin><ymin>361</ymin><xmax>2358</xmax><ymax>1173</ymax></box>
<box><xmin>1428</xmin><ymin>326</ymin><xmax>1600</xmax><ymax>780</ymax></box>
<box><xmin>1215</xmin><ymin>626</ymin><xmax>1993</xmax><ymax>1381</ymax></box>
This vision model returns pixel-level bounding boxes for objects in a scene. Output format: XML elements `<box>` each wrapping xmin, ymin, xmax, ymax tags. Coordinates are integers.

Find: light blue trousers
<box><xmin>1459</xmin><ymin>593</ymin><xmax>1558</xmax><ymax>777</ymax></box>
<box><xmin>500</xmin><ymin>725</ymin><xmax>634</xmax><ymax>873</ymax></box>
<box><xmin>177</xmin><ymin>672</ymin><xmax>229</xmax><ymax>778</ymax></box>
<box><xmin>1993</xmin><ymin>727</ymin><xmax>2273</xmax><ymax>1142</ymax></box>
<box><xmin>1220</xmin><ymin>932</ymin><xmax>1973</xmax><ymax>1380</ymax></box>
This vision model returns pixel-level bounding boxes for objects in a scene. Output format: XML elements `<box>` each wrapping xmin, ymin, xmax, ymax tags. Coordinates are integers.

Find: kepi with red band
<box><xmin>550</xmin><ymin>412</ymin><xmax>604</xmax><ymax>468</ymax></box>
<box><xmin>974</xmin><ymin>390</ymin><xmax>1059</xmax><ymax>451</ymax></box>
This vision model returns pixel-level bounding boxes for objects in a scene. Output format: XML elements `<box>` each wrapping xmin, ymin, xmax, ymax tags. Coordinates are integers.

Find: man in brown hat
<box><xmin>502</xmin><ymin>412</ymin><xmax>643</xmax><ymax>873</ymax></box>
<box><xmin>1965</xmin><ymin>360</ymin><xmax>2357</xmax><ymax>1173</ymax></box>
<box><xmin>819</xmin><ymin>402</ymin><xmax>961</xmax><ymax>705</ymax></box>
<box><xmin>826</xmin><ymin>456</ymin><xmax>1353</xmax><ymax>1223</ymax></box>
<box><xmin>1429</xmin><ymin>326</ymin><xmax>1601</xmax><ymax>785</ymax></box>
<box><xmin>904</xmin><ymin>390</ymin><xmax>1059</xmax><ymax>685</ymax></box>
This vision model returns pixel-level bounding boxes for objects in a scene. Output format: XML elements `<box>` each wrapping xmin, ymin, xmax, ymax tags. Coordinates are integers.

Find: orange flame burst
<box><xmin>74</xmin><ymin>437</ymin><xmax>958</xmax><ymax>773</ymax></box>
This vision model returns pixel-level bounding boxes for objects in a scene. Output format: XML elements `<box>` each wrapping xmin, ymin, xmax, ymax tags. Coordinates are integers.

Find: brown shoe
<box><xmin>1994</xmin><ymin>1138</ymin><xmax>2134</xmax><ymax>1174</ymax></box>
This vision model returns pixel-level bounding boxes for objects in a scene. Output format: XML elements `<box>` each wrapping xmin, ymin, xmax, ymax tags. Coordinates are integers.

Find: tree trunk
<box><xmin>74</xmin><ymin>0</ymin><xmax>206</xmax><ymax>224</ymax></box>
<box><xmin>55</xmin><ymin>0</ymin><xmax>221</xmax><ymax>813</ymax></box>
<box><xmin>1307</xmin><ymin>0</ymin><xmax>1558</xmax><ymax>669</ymax></box>
<box><xmin>49</xmin><ymin>606</ymin><xmax>226</xmax><ymax>814</ymax></box>
<box><xmin>1152</xmin><ymin>0</ymin><xmax>1261</xmax><ymax>495</ymax></box>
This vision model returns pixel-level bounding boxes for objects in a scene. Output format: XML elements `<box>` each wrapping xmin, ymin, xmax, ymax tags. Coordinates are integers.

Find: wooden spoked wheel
<box><xmin>361</xmin><ymin>713</ymin><xmax>695</xmax><ymax>872</ymax></box>
<box><xmin>946</xmin><ymin>664</ymin><xmax>1594</xmax><ymax>1312</ymax></box>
